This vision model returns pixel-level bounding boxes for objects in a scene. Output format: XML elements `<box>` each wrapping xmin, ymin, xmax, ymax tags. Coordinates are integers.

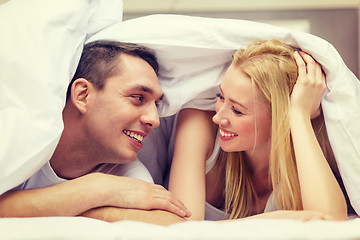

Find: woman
<box><xmin>168</xmin><ymin>39</ymin><xmax>348</xmax><ymax>221</ymax></box>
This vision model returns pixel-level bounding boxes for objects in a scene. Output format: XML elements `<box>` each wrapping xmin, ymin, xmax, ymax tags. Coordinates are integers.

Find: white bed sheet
<box><xmin>0</xmin><ymin>216</ymin><xmax>359</xmax><ymax>240</ymax></box>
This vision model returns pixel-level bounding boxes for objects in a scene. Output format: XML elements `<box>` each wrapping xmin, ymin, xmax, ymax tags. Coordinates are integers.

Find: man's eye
<box><xmin>130</xmin><ymin>95</ymin><xmax>144</xmax><ymax>105</ymax></box>
<box><xmin>216</xmin><ymin>93</ymin><xmax>224</xmax><ymax>100</ymax></box>
<box><xmin>132</xmin><ymin>95</ymin><xmax>144</xmax><ymax>102</ymax></box>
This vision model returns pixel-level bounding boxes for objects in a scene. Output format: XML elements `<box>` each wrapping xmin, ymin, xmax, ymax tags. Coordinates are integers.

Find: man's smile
<box><xmin>123</xmin><ymin>129</ymin><xmax>145</xmax><ymax>143</ymax></box>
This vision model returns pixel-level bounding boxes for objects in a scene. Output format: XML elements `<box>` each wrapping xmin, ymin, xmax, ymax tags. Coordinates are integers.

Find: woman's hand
<box><xmin>251</xmin><ymin>210</ymin><xmax>334</xmax><ymax>221</ymax></box>
<box><xmin>290</xmin><ymin>51</ymin><xmax>326</xmax><ymax>119</ymax></box>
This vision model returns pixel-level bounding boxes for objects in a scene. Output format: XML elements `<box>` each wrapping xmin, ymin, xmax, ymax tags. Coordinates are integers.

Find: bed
<box><xmin>1</xmin><ymin>0</ymin><xmax>359</xmax><ymax>239</ymax></box>
<box><xmin>1</xmin><ymin>216</ymin><xmax>360</xmax><ymax>240</ymax></box>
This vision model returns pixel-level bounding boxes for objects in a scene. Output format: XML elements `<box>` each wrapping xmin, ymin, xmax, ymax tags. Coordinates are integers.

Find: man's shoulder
<box><xmin>12</xmin><ymin>161</ymin><xmax>66</xmax><ymax>190</ymax></box>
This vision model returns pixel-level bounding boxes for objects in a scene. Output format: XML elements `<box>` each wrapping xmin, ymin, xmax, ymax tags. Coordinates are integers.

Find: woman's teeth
<box><xmin>219</xmin><ymin>129</ymin><xmax>237</xmax><ymax>137</ymax></box>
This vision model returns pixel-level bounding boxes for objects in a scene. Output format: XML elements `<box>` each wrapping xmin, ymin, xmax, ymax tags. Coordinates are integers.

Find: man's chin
<box><xmin>107</xmin><ymin>152</ymin><xmax>138</xmax><ymax>165</ymax></box>
<box><xmin>120</xmin><ymin>153</ymin><xmax>138</xmax><ymax>164</ymax></box>
<box><xmin>122</xmin><ymin>157</ymin><xmax>137</xmax><ymax>164</ymax></box>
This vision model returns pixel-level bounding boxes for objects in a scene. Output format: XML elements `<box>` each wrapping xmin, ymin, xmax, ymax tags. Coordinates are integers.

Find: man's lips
<box><xmin>123</xmin><ymin>129</ymin><xmax>147</xmax><ymax>146</ymax></box>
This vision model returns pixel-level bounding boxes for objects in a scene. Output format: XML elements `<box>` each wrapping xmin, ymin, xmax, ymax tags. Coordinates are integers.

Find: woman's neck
<box><xmin>244</xmin><ymin>142</ymin><xmax>272</xmax><ymax>196</ymax></box>
<box><xmin>244</xmin><ymin>142</ymin><xmax>270</xmax><ymax>175</ymax></box>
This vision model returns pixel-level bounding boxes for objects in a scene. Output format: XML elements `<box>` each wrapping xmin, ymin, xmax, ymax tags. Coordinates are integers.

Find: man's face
<box><xmin>84</xmin><ymin>54</ymin><xmax>163</xmax><ymax>164</ymax></box>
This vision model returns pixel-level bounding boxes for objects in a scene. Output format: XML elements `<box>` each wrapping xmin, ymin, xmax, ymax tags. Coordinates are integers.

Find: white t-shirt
<box><xmin>13</xmin><ymin>159</ymin><xmax>153</xmax><ymax>190</ymax></box>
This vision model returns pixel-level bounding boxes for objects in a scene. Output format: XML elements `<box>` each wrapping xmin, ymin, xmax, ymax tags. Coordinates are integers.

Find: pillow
<box><xmin>0</xmin><ymin>0</ymin><xmax>123</xmax><ymax>195</ymax></box>
<box><xmin>88</xmin><ymin>14</ymin><xmax>360</xmax><ymax>215</ymax></box>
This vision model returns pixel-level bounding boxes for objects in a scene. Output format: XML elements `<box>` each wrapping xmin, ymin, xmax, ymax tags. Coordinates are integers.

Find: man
<box><xmin>0</xmin><ymin>41</ymin><xmax>190</xmax><ymax>223</ymax></box>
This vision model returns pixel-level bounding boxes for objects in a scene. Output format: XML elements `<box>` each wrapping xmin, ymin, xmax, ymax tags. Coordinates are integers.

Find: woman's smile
<box><xmin>219</xmin><ymin>128</ymin><xmax>238</xmax><ymax>140</ymax></box>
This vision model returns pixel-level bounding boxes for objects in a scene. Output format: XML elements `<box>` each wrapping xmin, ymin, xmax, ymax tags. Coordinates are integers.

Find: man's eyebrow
<box><xmin>131</xmin><ymin>84</ymin><xmax>153</xmax><ymax>93</ymax></box>
<box><xmin>131</xmin><ymin>84</ymin><xmax>164</xmax><ymax>100</ymax></box>
<box><xmin>219</xmin><ymin>85</ymin><xmax>248</xmax><ymax>110</ymax></box>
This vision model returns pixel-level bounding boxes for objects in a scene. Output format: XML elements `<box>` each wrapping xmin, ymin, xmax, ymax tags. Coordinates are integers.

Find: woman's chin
<box><xmin>219</xmin><ymin>143</ymin><xmax>238</xmax><ymax>153</ymax></box>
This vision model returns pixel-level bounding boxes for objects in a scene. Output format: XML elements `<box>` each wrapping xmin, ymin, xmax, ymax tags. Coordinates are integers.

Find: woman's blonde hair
<box><xmin>221</xmin><ymin>39</ymin><xmax>334</xmax><ymax>219</ymax></box>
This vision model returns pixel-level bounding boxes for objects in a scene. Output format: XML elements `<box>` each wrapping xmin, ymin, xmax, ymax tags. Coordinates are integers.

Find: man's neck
<box><xmin>49</xmin><ymin>136</ymin><xmax>97</xmax><ymax>179</ymax></box>
<box><xmin>50</xmin><ymin>103</ymin><xmax>99</xmax><ymax>179</ymax></box>
<box><xmin>50</xmin><ymin>107</ymin><xmax>98</xmax><ymax>179</ymax></box>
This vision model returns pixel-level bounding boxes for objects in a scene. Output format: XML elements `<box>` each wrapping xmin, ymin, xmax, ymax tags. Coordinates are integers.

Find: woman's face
<box><xmin>212</xmin><ymin>64</ymin><xmax>272</xmax><ymax>155</ymax></box>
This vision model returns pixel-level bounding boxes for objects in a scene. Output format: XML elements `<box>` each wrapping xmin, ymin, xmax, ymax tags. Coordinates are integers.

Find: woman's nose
<box><xmin>213</xmin><ymin>106</ymin><xmax>229</xmax><ymax>127</ymax></box>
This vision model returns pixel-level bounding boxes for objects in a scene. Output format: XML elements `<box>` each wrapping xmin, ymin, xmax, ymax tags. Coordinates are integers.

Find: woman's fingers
<box><xmin>294</xmin><ymin>51</ymin><xmax>307</xmax><ymax>81</ymax></box>
<box><xmin>291</xmin><ymin>51</ymin><xmax>327</xmax><ymax>119</ymax></box>
<box><xmin>298</xmin><ymin>51</ymin><xmax>317</xmax><ymax>81</ymax></box>
<box><xmin>298</xmin><ymin>51</ymin><xmax>326</xmax><ymax>87</ymax></box>
<box><xmin>263</xmin><ymin>210</ymin><xmax>334</xmax><ymax>221</ymax></box>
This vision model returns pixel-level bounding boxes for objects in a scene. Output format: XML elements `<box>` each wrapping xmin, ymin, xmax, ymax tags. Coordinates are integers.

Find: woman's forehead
<box><xmin>221</xmin><ymin>67</ymin><xmax>267</xmax><ymax>111</ymax></box>
<box><xmin>222</xmin><ymin>67</ymin><xmax>255</xmax><ymax>96</ymax></box>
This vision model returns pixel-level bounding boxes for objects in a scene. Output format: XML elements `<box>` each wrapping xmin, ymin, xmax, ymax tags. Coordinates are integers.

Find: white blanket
<box><xmin>1</xmin><ymin>1</ymin><xmax>360</xmax><ymax>238</ymax></box>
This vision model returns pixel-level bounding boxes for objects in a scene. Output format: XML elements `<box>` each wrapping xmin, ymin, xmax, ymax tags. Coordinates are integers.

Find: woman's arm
<box><xmin>289</xmin><ymin>51</ymin><xmax>347</xmax><ymax>220</ymax></box>
<box><xmin>168</xmin><ymin>108</ymin><xmax>217</xmax><ymax>220</ymax></box>
<box><xmin>223</xmin><ymin>210</ymin><xmax>333</xmax><ymax>222</ymax></box>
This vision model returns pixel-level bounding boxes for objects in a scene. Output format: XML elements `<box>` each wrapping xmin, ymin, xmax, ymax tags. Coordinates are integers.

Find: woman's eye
<box><xmin>232</xmin><ymin>106</ymin><xmax>243</xmax><ymax>115</ymax></box>
<box><xmin>216</xmin><ymin>93</ymin><xmax>224</xmax><ymax>100</ymax></box>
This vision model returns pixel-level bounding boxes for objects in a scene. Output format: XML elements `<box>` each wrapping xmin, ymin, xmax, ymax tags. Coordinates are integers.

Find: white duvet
<box><xmin>0</xmin><ymin>0</ymin><xmax>359</xmax><ymax>239</ymax></box>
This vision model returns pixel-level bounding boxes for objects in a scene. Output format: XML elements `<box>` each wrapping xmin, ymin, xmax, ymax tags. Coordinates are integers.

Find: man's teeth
<box><xmin>219</xmin><ymin>129</ymin><xmax>237</xmax><ymax>137</ymax></box>
<box><xmin>123</xmin><ymin>130</ymin><xmax>144</xmax><ymax>142</ymax></box>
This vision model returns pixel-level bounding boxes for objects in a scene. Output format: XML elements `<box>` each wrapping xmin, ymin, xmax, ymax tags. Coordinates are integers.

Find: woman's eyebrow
<box><xmin>219</xmin><ymin>85</ymin><xmax>248</xmax><ymax>110</ymax></box>
<box><xmin>230</xmin><ymin>98</ymin><xmax>248</xmax><ymax>110</ymax></box>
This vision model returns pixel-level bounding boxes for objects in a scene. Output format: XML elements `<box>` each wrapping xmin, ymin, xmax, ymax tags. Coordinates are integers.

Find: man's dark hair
<box><xmin>66</xmin><ymin>40</ymin><xmax>159</xmax><ymax>100</ymax></box>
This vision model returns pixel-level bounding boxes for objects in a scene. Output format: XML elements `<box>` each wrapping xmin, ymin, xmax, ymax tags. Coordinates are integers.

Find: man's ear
<box><xmin>70</xmin><ymin>78</ymin><xmax>94</xmax><ymax>114</ymax></box>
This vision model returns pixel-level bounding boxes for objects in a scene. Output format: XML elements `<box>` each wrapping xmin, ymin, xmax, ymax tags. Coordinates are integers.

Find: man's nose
<box><xmin>141</xmin><ymin>104</ymin><xmax>160</xmax><ymax>129</ymax></box>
